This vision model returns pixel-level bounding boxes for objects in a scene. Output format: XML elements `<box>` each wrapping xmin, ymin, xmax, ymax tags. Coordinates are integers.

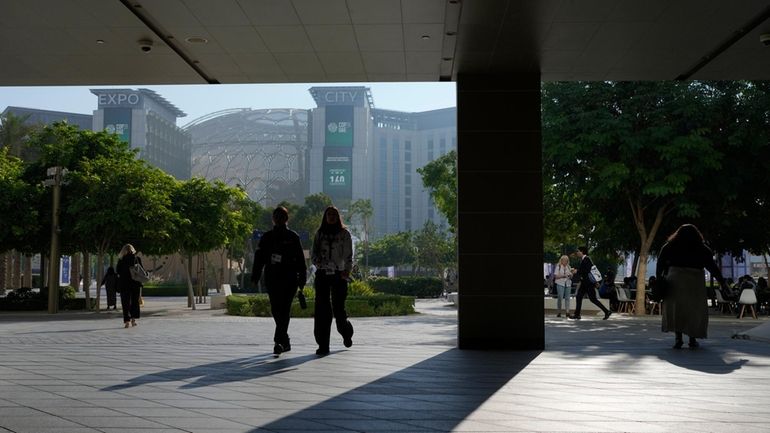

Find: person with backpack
<box><xmin>251</xmin><ymin>206</ymin><xmax>307</xmax><ymax>356</ymax></box>
<box><xmin>569</xmin><ymin>246</ymin><xmax>611</xmax><ymax>320</ymax></box>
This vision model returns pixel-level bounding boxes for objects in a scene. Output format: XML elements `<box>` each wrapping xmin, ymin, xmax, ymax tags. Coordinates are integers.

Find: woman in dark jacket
<box><xmin>657</xmin><ymin>224</ymin><xmax>727</xmax><ymax>349</ymax></box>
<box><xmin>116</xmin><ymin>244</ymin><xmax>143</xmax><ymax>328</ymax></box>
<box><xmin>100</xmin><ymin>266</ymin><xmax>118</xmax><ymax>310</ymax></box>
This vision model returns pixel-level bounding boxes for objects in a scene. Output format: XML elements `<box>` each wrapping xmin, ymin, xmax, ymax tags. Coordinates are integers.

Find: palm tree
<box><xmin>0</xmin><ymin>111</ymin><xmax>35</xmax><ymax>160</ymax></box>
<box><xmin>349</xmin><ymin>199</ymin><xmax>373</xmax><ymax>279</ymax></box>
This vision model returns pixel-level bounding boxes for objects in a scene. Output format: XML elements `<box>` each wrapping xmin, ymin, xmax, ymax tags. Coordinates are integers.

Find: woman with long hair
<box><xmin>657</xmin><ymin>224</ymin><xmax>727</xmax><ymax>349</ymax></box>
<box><xmin>116</xmin><ymin>244</ymin><xmax>143</xmax><ymax>328</ymax></box>
<box><xmin>553</xmin><ymin>255</ymin><xmax>573</xmax><ymax>317</ymax></box>
<box><xmin>311</xmin><ymin>206</ymin><xmax>354</xmax><ymax>356</ymax></box>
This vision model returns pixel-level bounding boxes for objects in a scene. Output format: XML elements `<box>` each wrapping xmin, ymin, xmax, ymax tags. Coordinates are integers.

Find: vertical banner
<box><xmin>325</xmin><ymin>106</ymin><xmax>354</xmax><ymax>147</ymax></box>
<box><xmin>103</xmin><ymin>108</ymin><xmax>132</xmax><ymax>144</ymax></box>
<box><xmin>59</xmin><ymin>255</ymin><xmax>71</xmax><ymax>286</ymax></box>
<box><xmin>323</xmin><ymin>147</ymin><xmax>353</xmax><ymax>200</ymax></box>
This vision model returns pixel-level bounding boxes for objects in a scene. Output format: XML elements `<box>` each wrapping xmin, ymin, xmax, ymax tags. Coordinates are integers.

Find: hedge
<box><xmin>367</xmin><ymin>276</ymin><xmax>443</xmax><ymax>298</ymax></box>
<box><xmin>141</xmin><ymin>284</ymin><xmax>188</xmax><ymax>296</ymax></box>
<box><xmin>226</xmin><ymin>292</ymin><xmax>415</xmax><ymax>318</ymax></box>
<box><xmin>0</xmin><ymin>286</ymin><xmax>90</xmax><ymax>311</ymax></box>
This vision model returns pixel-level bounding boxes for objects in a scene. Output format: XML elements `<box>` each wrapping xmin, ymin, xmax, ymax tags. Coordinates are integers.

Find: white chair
<box><xmin>715</xmin><ymin>289</ymin><xmax>734</xmax><ymax>314</ymax></box>
<box><xmin>615</xmin><ymin>287</ymin><xmax>635</xmax><ymax>314</ymax></box>
<box><xmin>738</xmin><ymin>289</ymin><xmax>758</xmax><ymax>319</ymax></box>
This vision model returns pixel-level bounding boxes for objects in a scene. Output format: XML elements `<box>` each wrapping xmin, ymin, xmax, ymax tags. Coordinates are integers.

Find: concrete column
<box><xmin>457</xmin><ymin>74</ymin><xmax>543</xmax><ymax>350</ymax></box>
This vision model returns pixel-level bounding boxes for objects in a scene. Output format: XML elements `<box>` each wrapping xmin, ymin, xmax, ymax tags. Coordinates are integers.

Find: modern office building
<box><xmin>307</xmin><ymin>86</ymin><xmax>456</xmax><ymax>238</ymax></box>
<box><xmin>90</xmin><ymin>88</ymin><xmax>191</xmax><ymax>180</ymax></box>
<box><xmin>1</xmin><ymin>106</ymin><xmax>92</xmax><ymax>131</ymax></box>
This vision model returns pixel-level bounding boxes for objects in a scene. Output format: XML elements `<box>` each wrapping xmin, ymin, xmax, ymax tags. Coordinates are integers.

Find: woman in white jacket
<box><xmin>553</xmin><ymin>255</ymin><xmax>574</xmax><ymax>318</ymax></box>
<box><xmin>311</xmin><ymin>206</ymin><xmax>354</xmax><ymax>356</ymax></box>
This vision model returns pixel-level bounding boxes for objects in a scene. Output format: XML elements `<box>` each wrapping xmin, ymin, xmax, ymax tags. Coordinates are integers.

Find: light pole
<box><xmin>43</xmin><ymin>166</ymin><xmax>67</xmax><ymax>314</ymax></box>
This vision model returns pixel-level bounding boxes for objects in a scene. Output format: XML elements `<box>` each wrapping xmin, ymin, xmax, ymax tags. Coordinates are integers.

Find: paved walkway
<box><xmin>1</xmin><ymin>298</ymin><xmax>769</xmax><ymax>432</ymax></box>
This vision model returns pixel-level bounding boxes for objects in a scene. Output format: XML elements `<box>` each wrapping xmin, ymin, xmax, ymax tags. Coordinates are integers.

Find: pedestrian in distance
<box><xmin>251</xmin><ymin>206</ymin><xmax>307</xmax><ymax>357</ymax></box>
<box><xmin>311</xmin><ymin>205</ymin><xmax>354</xmax><ymax>356</ymax></box>
<box><xmin>116</xmin><ymin>244</ymin><xmax>143</xmax><ymax>328</ymax></box>
<box><xmin>656</xmin><ymin>224</ymin><xmax>727</xmax><ymax>349</ymax></box>
<box><xmin>553</xmin><ymin>255</ymin><xmax>573</xmax><ymax>318</ymax></box>
<box><xmin>569</xmin><ymin>246</ymin><xmax>612</xmax><ymax>320</ymax></box>
<box><xmin>101</xmin><ymin>266</ymin><xmax>119</xmax><ymax>310</ymax></box>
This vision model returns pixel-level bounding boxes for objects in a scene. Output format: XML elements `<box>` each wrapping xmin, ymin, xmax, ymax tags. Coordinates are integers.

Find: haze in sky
<box><xmin>0</xmin><ymin>82</ymin><xmax>456</xmax><ymax>127</ymax></box>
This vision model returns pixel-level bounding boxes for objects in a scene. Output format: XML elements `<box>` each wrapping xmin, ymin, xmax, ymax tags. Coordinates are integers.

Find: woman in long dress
<box><xmin>657</xmin><ymin>224</ymin><xmax>727</xmax><ymax>349</ymax></box>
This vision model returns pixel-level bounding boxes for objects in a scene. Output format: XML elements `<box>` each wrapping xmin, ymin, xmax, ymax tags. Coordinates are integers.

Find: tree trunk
<box><xmin>71</xmin><ymin>254</ymin><xmax>80</xmax><ymax>292</ymax></box>
<box><xmin>630</xmin><ymin>198</ymin><xmax>668</xmax><ymax>315</ymax></box>
<box><xmin>183</xmin><ymin>253</ymin><xmax>196</xmax><ymax>310</ymax></box>
<box><xmin>23</xmin><ymin>254</ymin><xmax>32</xmax><ymax>287</ymax></box>
<box><xmin>2</xmin><ymin>252</ymin><xmax>10</xmax><ymax>289</ymax></box>
<box><xmin>82</xmin><ymin>252</ymin><xmax>91</xmax><ymax>310</ymax></box>
<box><xmin>12</xmin><ymin>250</ymin><xmax>21</xmax><ymax>289</ymax></box>
<box><xmin>95</xmin><ymin>252</ymin><xmax>105</xmax><ymax>312</ymax></box>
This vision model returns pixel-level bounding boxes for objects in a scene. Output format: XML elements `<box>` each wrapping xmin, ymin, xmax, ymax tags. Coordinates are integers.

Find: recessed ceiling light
<box><xmin>442</xmin><ymin>57</ymin><xmax>452</xmax><ymax>61</ymax></box>
<box><xmin>96</xmin><ymin>39</ymin><xmax>105</xmax><ymax>44</ymax></box>
<box><xmin>185</xmin><ymin>37</ymin><xmax>208</xmax><ymax>44</ymax></box>
<box><xmin>446</xmin><ymin>31</ymin><xmax>457</xmax><ymax>36</ymax></box>
<box><xmin>421</xmin><ymin>35</ymin><xmax>431</xmax><ymax>40</ymax></box>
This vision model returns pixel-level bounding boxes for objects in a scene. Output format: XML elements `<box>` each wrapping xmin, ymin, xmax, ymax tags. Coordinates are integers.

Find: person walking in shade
<box><xmin>311</xmin><ymin>206</ymin><xmax>354</xmax><ymax>356</ymax></box>
<box><xmin>656</xmin><ymin>224</ymin><xmax>727</xmax><ymax>349</ymax></box>
<box><xmin>570</xmin><ymin>246</ymin><xmax>611</xmax><ymax>320</ymax></box>
<box><xmin>115</xmin><ymin>244</ymin><xmax>143</xmax><ymax>328</ymax></box>
<box><xmin>251</xmin><ymin>206</ymin><xmax>307</xmax><ymax>356</ymax></box>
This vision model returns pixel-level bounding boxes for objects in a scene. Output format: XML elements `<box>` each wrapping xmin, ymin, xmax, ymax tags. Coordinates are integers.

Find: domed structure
<box><xmin>184</xmin><ymin>108</ymin><xmax>309</xmax><ymax>204</ymax></box>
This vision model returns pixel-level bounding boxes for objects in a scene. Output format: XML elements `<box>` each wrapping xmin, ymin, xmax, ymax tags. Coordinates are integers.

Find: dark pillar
<box><xmin>457</xmin><ymin>73</ymin><xmax>543</xmax><ymax>350</ymax></box>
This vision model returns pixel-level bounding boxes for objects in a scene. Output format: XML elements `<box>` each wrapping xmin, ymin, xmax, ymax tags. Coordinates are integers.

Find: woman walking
<box><xmin>116</xmin><ymin>244</ymin><xmax>143</xmax><ymax>328</ymax></box>
<box><xmin>657</xmin><ymin>224</ymin><xmax>727</xmax><ymax>349</ymax></box>
<box><xmin>101</xmin><ymin>266</ymin><xmax>118</xmax><ymax>310</ymax></box>
<box><xmin>311</xmin><ymin>206</ymin><xmax>354</xmax><ymax>356</ymax></box>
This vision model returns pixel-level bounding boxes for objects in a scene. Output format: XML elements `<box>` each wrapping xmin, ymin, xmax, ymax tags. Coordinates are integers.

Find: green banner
<box><xmin>103</xmin><ymin>108</ymin><xmax>132</xmax><ymax>144</ymax></box>
<box><xmin>323</xmin><ymin>147</ymin><xmax>352</xmax><ymax>199</ymax></box>
<box><xmin>325</xmin><ymin>105</ymin><xmax>353</xmax><ymax>147</ymax></box>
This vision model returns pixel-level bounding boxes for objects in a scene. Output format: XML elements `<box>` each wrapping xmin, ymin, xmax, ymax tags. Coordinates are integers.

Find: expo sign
<box><xmin>98</xmin><ymin>93</ymin><xmax>141</xmax><ymax>107</ymax></box>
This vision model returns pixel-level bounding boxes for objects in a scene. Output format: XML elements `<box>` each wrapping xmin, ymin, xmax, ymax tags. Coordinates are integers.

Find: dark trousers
<box><xmin>314</xmin><ymin>271</ymin><xmax>352</xmax><ymax>350</ymax></box>
<box><xmin>268</xmin><ymin>285</ymin><xmax>297</xmax><ymax>346</ymax></box>
<box><xmin>120</xmin><ymin>286</ymin><xmax>141</xmax><ymax>322</ymax></box>
<box><xmin>106</xmin><ymin>287</ymin><xmax>117</xmax><ymax>307</ymax></box>
<box><xmin>574</xmin><ymin>283</ymin><xmax>610</xmax><ymax>316</ymax></box>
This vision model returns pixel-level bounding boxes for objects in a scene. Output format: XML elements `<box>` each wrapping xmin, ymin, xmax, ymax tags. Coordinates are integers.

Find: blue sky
<box><xmin>0</xmin><ymin>82</ymin><xmax>456</xmax><ymax>127</ymax></box>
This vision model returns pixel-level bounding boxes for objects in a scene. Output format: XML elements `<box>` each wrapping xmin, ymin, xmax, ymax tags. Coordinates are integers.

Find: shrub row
<box><xmin>226</xmin><ymin>292</ymin><xmax>415</xmax><ymax>318</ymax></box>
<box><xmin>141</xmin><ymin>284</ymin><xmax>188</xmax><ymax>296</ymax></box>
<box><xmin>0</xmin><ymin>286</ymin><xmax>88</xmax><ymax>311</ymax></box>
<box><xmin>367</xmin><ymin>276</ymin><xmax>443</xmax><ymax>298</ymax></box>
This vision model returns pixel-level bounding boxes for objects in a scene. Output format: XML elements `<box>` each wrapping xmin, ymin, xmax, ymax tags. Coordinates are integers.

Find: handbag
<box><xmin>130</xmin><ymin>261</ymin><xmax>150</xmax><ymax>283</ymax></box>
<box><xmin>588</xmin><ymin>265</ymin><xmax>603</xmax><ymax>284</ymax></box>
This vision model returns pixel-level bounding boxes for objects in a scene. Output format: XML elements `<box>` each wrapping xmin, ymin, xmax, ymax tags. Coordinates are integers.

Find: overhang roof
<box><xmin>2</xmin><ymin>0</ymin><xmax>769</xmax><ymax>85</ymax></box>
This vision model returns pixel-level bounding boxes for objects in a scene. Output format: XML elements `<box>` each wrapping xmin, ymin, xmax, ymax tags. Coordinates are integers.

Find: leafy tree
<box><xmin>543</xmin><ymin>81</ymin><xmax>725</xmax><ymax>313</ymax></box>
<box><xmin>68</xmin><ymin>155</ymin><xmax>178</xmax><ymax>309</ymax></box>
<box><xmin>366</xmin><ymin>232</ymin><xmax>414</xmax><ymax>270</ymax></box>
<box><xmin>0</xmin><ymin>149</ymin><xmax>39</xmax><ymax>255</ymax></box>
<box><xmin>413</xmin><ymin>221</ymin><xmax>454</xmax><ymax>277</ymax></box>
<box><xmin>417</xmin><ymin>150</ymin><xmax>457</xmax><ymax>232</ymax></box>
<box><xmin>169</xmin><ymin>178</ymin><xmax>250</xmax><ymax>309</ymax></box>
<box><xmin>0</xmin><ymin>111</ymin><xmax>37</xmax><ymax>160</ymax></box>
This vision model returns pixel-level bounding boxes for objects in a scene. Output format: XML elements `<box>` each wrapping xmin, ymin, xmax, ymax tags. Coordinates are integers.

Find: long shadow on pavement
<box><xmin>249</xmin><ymin>348</ymin><xmax>539</xmax><ymax>432</ymax></box>
<box><xmin>102</xmin><ymin>353</ymin><xmax>319</xmax><ymax>390</ymax></box>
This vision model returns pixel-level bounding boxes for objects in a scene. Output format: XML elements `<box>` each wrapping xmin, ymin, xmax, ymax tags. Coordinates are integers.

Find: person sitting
<box><xmin>598</xmin><ymin>271</ymin><xmax>619</xmax><ymax>311</ymax></box>
<box><xmin>720</xmin><ymin>277</ymin><xmax>740</xmax><ymax>302</ymax></box>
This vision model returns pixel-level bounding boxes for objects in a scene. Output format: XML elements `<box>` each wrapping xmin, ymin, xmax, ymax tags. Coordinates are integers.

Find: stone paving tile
<box><xmin>1</xmin><ymin>300</ymin><xmax>770</xmax><ymax>432</ymax></box>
